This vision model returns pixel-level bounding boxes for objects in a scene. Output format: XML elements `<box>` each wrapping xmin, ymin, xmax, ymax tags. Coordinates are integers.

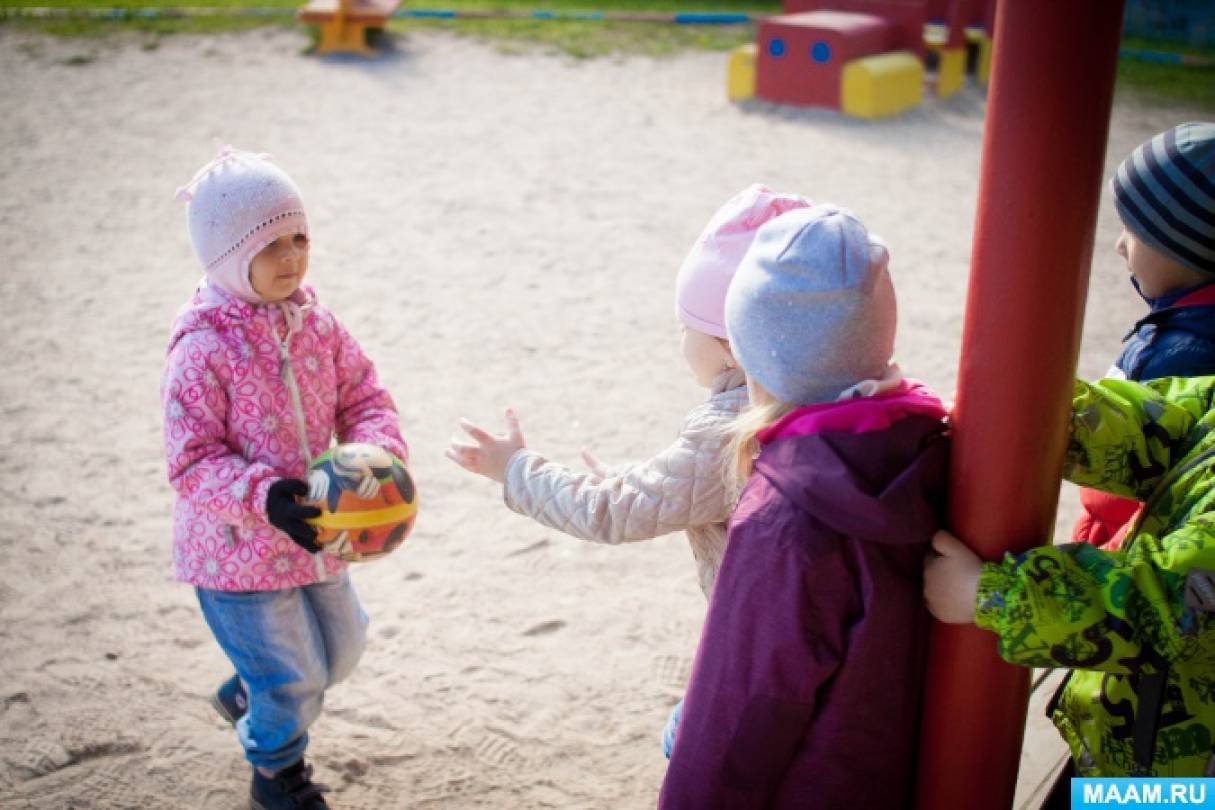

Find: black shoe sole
<box><xmin>210</xmin><ymin>692</ymin><xmax>240</xmax><ymax>727</ymax></box>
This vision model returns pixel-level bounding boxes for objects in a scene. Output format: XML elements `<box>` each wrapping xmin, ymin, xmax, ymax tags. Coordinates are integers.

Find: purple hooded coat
<box><xmin>659</xmin><ymin>398</ymin><xmax>948</xmax><ymax>810</ymax></box>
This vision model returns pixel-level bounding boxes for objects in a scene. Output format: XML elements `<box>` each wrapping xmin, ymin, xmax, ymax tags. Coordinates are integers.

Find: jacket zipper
<box><xmin>272</xmin><ymin>310</ymin><xmax>326</xmax><ymax>582</ymax></box>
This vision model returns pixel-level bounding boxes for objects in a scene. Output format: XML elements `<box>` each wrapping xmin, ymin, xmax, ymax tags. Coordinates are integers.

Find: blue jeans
<box><xmin>196</xmin><ymin>571</ymin><xmax>368</xmax><ymax>772</ymax></box>
<box><xmin>662</xmin><ymin>698</ymin><xmax>683</xmax><ymax>759</ymax></box>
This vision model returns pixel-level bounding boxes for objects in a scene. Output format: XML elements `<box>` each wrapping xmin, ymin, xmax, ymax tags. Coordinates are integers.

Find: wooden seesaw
<box><xmin>298</xmin><ymin>0</ymin><xmax>400</xmax><ymax>56</ymax></box>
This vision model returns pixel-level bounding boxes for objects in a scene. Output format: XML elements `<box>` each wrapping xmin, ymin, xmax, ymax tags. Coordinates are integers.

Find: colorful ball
<box><xmin>304</xmin><ymin>443</ymin><xmax>417</xmax><ymax>562</ymax></box>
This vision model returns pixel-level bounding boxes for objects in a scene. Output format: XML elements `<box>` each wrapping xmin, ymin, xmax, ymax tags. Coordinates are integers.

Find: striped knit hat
<box><xmin>1112</xmin><ymin>122</ymin><xmax>1215</xmax><ymax>276</ymax></box>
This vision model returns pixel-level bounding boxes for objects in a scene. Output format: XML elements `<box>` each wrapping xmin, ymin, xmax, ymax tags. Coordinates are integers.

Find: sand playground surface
<box><xmin>0</xmin><ymin>24</ymin><xmax>1205</xmax><ymax>808</ymax></box>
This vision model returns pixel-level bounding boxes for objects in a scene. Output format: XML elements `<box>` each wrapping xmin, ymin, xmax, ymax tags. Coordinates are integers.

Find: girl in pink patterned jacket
<box><xmin>162</xmin><ymin>146</ymin><xmax>405</xmax><ymax>810</ymax></box>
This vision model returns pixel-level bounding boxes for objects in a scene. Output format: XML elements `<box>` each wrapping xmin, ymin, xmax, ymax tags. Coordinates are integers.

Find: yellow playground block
<box><xmin>727</xmin><ymin>43</ymin><xmax>757</xmax><ymax>102</ymax></box>
<box><xmin>966</xmin><ymin>27</ymin><xmax>993</xmax><ymax>86</ymax></box>
<box><xmin>840</xmin><ymin>51</ymin><xmax>923</xmax><ymax>119</ymax></box>
<box><xmin>936</xmin><ymin>46</ymin><xmax>966</xmax><ymax>98</ymax></box>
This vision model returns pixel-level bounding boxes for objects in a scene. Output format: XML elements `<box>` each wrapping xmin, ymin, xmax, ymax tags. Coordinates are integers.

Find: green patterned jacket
<box><xmin>976</xmin><ymin>376</ymin><xmax>1215</xmax><ymax>777</ymax></box>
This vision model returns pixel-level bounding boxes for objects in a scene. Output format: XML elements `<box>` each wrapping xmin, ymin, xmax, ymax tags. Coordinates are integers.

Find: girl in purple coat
<box><xmin>659</xmin><ymin>204</ymin><xmax>949</xmax><ymax>809</ymax></box>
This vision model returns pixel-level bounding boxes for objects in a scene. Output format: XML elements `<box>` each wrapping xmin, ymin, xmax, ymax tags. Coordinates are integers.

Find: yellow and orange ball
<box><xmin>304</xmin><ymin>443</ymin><xmax>417</xmax><ymax>562</ymax></box>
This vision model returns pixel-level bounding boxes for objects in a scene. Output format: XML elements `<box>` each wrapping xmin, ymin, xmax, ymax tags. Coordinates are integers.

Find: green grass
<box><xmin>1116</xmin><ymin>36</ymin><xmax>1215</xmax><ymax>110</ymax></box>
<box><xmin>0</xmin><ymin>0</ymin><xmax>771</xmax><ymax>54</ymax></box>
<box><xmin>1</xmin><ymin>0</ymin><xmax>1213</xmax><ymax>101</ymax></box>
<box><xmin>390</xmin><ymin>16</ymin><xmax>754</xmax><ymax>58</ymax></box>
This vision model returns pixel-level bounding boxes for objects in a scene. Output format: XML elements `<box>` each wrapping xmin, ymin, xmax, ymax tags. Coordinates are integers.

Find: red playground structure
<box><xmin>728</xmin><ymin>0</ymin><xmax>999</xmax><ymax>118</ymax></box>
<box><xmin>915</xmin><ymin>0</ymin><xmax>1124</xmax><ymax>806</ymax></box>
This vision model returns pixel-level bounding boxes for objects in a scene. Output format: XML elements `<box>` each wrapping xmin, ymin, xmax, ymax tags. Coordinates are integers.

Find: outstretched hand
<box><xmin>580</xmin><ymin>448</ymin><xmax>609</xmax><ymax>483</ymax></box>
<box><xmin>446</xmin><ymin>409</ymin><xmax>526</xmax><ymax>484</ymax></box>
<box><xmin>923</xmin><ymin>530</ymin><xmax>981</xmax><ymax>624</ymax></box>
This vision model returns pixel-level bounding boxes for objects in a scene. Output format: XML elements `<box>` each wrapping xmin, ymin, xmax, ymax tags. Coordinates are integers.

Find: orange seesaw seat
<box><xmin>298</xmin><ymin>0</ymin><xmax>400</xmax><ymax>56</ymax></box>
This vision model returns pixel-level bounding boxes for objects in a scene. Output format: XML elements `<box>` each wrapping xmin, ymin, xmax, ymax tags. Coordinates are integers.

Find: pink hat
<box><xmin>175</xmin><ymin>145</ymin><xmax>308</xmax><ymax>304</ymax></box>
<box><xmin>675</xmin><ymin>184</ymin><xmax>812</xmax><ymax>339</ymax></box>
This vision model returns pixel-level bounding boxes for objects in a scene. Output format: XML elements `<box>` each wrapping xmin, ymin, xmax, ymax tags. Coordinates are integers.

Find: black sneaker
<box><xmin>251</xmin><ymin>760</ymin><xmax>330</xmax><ymax>810</ymax></box>
<box><xmin>210</xmin><ymin>674</ymin><xmax>248</xmax><ymax>726</ymax></box>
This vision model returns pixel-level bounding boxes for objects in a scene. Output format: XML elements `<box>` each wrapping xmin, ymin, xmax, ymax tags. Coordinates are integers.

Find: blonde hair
<box><xmin>722</xmin><ymin>397</ymin><xmax>799</xmax><ymax>496</ymax></box>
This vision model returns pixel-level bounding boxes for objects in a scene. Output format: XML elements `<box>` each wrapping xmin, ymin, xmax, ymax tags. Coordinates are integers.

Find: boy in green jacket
<box><xmin>926</xmin><ymin>375</ymin><xmax>1215</xmax><ymax>777</ymax></box>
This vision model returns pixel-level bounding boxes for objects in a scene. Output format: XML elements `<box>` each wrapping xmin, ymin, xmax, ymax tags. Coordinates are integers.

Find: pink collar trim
<box><xmin>757</xmin><ymin>379</ymin><xmax>947</xmax><ymax>444</ymax></box>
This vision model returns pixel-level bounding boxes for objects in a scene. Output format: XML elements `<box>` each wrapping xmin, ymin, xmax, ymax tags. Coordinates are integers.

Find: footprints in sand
<box><xmin>521</xmin><ymin>619</ymin><xmax>565</xmax><ymax>637</ymax></box>
<box><xmin>651</xmin><ymin>654</ymin><xmax>692</xmax><ymax>691</ymax></box>
<box><xmin>407</xmin><ymin>766</ymin><xmax>481</xmax><ymax>807</ymax></box>
<box><xmin>6</xmin><ymin>739</ymin><xmax>74</xmax><ymax>780</ymax></box>
<box><xmin>505</xmin><ymin>538</ymin><xmax>550</xmax><ymax>558</ymax></box>
<box><xmin>3</xmin><ymin>691</ymin><xmax>30</xmax><ymax>711</ymax></box>
<box><xmin>502</xmin><ymin>535</ymin><xmax>573</xmax><ymax>578</ymax></box>
<box><xmin>499</xmin><ymin>542</ymin><xmax>571</xmax><ymax>639</ymax></box>
<box><xmin>446</xmin><ymin>720</ymin><xmax>533</xmax><ymax>783</ymax></box>
<box><xmin>472</xmin><ymin>728</ymin><xmax>529</xmax><ymax>773</ymax></box>
<box><xmin>7</xmin><ymin>729</ymin><xmax>144</xmax><ymax>780</ymax></box>
<box><xmin>7</xmin><ymin>737</ymin><xmax>149</xmax><ymax>808</ymax></box>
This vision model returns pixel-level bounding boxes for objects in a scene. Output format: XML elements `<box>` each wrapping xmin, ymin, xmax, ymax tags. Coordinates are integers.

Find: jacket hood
<box><xmin>167</xmin><ymin>280</ymin><xmax>315</xmax><ymax>355</ymax></box>
<box><xmin>753</xmin><ymin>413</ymin><xmax>948</xmax><ymax>546</ymax></box>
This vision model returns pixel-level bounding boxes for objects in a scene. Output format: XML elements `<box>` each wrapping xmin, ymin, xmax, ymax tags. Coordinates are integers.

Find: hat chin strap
<box><xmin>201</xmin><ymin>261</ymin><xmax>309</xmax><ymax>336</ymax></box>
<box><xmin>271</xmin><ymin>295</ymin><xmax>308</xmax><ymax>337</ymax></box>
<box><xmin>201</xmin><ymin>256</ymin><xmax>261</xmax><ymax>305</ymax></box>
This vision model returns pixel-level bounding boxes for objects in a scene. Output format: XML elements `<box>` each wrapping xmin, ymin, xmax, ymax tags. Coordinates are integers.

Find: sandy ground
<box><xmin>0</xmin><ymin>24</ymin><xmax>1204</xmax><ymax>808</ymax></box>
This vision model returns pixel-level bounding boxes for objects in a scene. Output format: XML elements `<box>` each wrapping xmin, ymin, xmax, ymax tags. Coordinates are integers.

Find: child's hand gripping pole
<box><xmin>446</xmin><ymin>409</ymin><xmax>526</xmax><ymax>484</ymax></box>
<box><xmin>923</xmin><ymin>530</ymin><xmax>982</xmax><ymax>625</ymax></box>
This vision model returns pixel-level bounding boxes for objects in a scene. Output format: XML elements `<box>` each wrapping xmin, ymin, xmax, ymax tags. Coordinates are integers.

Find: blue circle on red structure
<box><xmin>811</xmin><ymin>41</ymin><xmax>831</xmax><ymax>63</ymax></box>
<box><xmin>769</xmin><ymin>38</ymin><xmax>786</xmax><ymax>57</ymax></box>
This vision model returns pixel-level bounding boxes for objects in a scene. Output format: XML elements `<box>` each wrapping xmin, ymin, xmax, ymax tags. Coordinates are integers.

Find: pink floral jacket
<box><xmin>161</xmin><ymin>282</ymin><xmax>406</xmax><ymax>591</ymax></box>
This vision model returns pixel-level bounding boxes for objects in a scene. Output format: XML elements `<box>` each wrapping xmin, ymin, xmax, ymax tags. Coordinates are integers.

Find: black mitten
<box><xmin>266</xmin><ymin>478</ymin><xmax>323</xmax><ymax>554</ymax></box>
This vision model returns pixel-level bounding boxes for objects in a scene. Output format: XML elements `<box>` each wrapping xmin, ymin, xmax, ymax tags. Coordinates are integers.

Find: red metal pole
<box><xmin>914</xmin><ymin>2</ymin><xmax>1124</xmax><ymax>808</ymax></box>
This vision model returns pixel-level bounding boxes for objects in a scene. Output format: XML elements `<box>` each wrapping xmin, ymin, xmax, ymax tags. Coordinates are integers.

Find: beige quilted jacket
<box><xmin>503</xmin><ymin>370</ymin><xmax>747</xmax><ymax>598</ymax></box>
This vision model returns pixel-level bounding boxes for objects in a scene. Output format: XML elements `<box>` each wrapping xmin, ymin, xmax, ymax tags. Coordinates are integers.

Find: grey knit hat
<box><xmin>725</xmin><ymin>204</ymin><xmax>896</xmax><ymax>405</ymax></box>
<box><xmin>1112</xmin><ymin>122</ymin><xmax>1215</xmax><ymax>275</ymax></box>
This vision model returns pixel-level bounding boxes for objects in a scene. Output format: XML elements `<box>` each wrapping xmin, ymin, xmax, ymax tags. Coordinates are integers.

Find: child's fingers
<box><xmin>444</xmin><ymin>446</ymin><xmax>478</xmax><ymax>470</ymax></box>
<box><xmin>581</xmin><ymin>448</ymin><xmax>606</xmax><ymax>477</ymax></box>
<box><xmin>931</xmin><ymin>530</ymin><xmax>966</xmax><ymax>557</ymax></box>
<box><xmin>448</xmin><ymin>438</ymin><xmax>480</xmax><ymax>454</ymax></box>
<box><xmin>446</xmin><ymin>440</ymin><xmax>479</xmax><ymax>457</ymax></box>
<box><xmin>505</xmin><ymin>408</ymin><xmax>524</xmax><ymax>445</ymax></box>
<box><xmin>458</xmin><ymin>418</ymin><xmax>495</xmax><ymax>445</ymax></box>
